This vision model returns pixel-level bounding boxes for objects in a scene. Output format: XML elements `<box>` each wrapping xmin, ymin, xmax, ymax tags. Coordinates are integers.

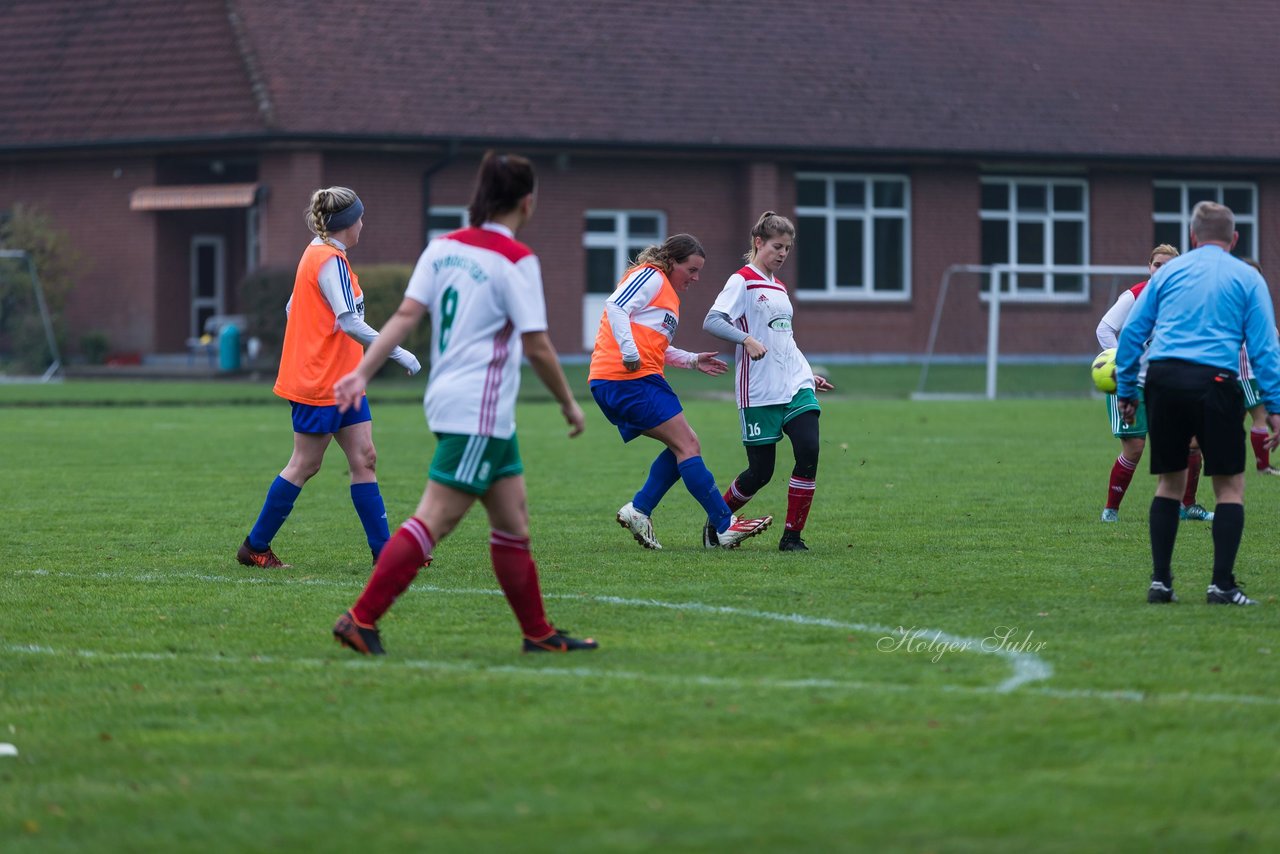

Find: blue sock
<box><xmin>247</xmin><ymin>476</ymin><xmax>302</xmax><ymax>551</ymax></box>
<box><xmin>677</xmin><ymin>456</ymin><xmax>732</xmax><ymax>532</ymax></box>
<box><xmin>350</xmin><ymin>481</ymin><xmax>391</xmax><ymax>559</ymax></box>
<box><xmin>633</xmin><ymin>449</ymin><xmax>681</xmax><ymax>516</ymax></box>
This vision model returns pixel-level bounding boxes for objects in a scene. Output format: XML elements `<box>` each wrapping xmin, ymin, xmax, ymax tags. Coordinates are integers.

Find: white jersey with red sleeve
<box><xmin>709</xmin><ymin>263</ymin><xmax>815</xmax><ymax>408</ymax></box>
<box><xmin>404</xmin><ymin>223</ymin><xmax>547</xmax><ymax>439</ymax></box>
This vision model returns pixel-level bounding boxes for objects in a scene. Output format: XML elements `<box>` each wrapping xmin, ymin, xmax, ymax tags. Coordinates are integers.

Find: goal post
<box><xmin>0</xmin><ymin>249</ymin><xmax>63</xmax><ymax>382</ymax></box>
<box><xmin>913</xmin><ymin>263</ymin><xmax>1151</xmax><ymax>400</ymax></box>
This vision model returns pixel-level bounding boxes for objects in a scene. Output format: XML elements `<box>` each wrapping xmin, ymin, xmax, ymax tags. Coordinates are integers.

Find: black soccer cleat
<box><xmin>778</xmin><ymin>531</ymin><xmax>809</xmax><ymax>552</ymax></box>
<box><xmin>522</xmin><ymin>627</ymin><xmax>599</xmax><ymax>653</ymax></box>
<box><xmin>333</xmin><ymin>610</ymin><xmax>386</xmax><ymax>655</ymax></box>
<box><xmin>702</xmin><ymin>521</ymin><xmax>720</xmax><ymax>549</ymax></box>
<box><xmin>1206</xmin><ymin>584</ymin><xmax>1257</xmax><ymax>606</ymax></box>
<box><xmin>1146</xmin><ymin>580</ymin><xmax>1176</xmax><ymax>604</ymax></box>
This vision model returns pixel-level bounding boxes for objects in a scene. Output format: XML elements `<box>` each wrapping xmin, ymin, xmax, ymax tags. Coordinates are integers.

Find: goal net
<box><xmin>912</xmin><ymin>263</ymin><xmax>1150</xmax><ymax>400</ymax></box>
<box><xmin>0</xmin><ymin>249</ymin><xmax>63</xmax><ymax>382</ymax></box>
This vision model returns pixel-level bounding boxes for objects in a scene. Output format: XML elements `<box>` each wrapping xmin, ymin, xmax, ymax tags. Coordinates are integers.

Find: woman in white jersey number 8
<box><xmin>329</xmin><ymin>152</ymin><xmax>597</xmax><ymax>656</ymax></box>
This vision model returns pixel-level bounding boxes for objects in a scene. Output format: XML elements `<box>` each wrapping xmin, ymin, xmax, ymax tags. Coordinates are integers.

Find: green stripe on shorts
<box><xmin>429</xmin><ymin>432</ymin><xmax>523</xmax><ymax>495</ymax></box>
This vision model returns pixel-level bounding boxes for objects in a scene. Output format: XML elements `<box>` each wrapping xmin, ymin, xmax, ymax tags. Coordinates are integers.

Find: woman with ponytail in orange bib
<box><xmin>588</xmin><ymin>233</ymin><xmax>772</xmax><ymax>551</ymax></box>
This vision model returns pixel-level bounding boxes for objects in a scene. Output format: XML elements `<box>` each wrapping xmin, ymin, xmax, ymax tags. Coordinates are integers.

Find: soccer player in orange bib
<box><xmin>237</xmin><ymin>187</ymin><xmax>421</xmax><ymax>569</ymax></box>
<box><xmin>702</xmin><ymin>212</ymin><xmax>834</xmax><ymax>551</ymax></box>
<box><xmin>589</xmin><ymin>234</ymin><xmax>772</xmax><ymax>550</ymax></box>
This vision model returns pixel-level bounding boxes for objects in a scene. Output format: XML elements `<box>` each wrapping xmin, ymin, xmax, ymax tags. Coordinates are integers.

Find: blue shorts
<box><xmin>290</xmin><ymin>397</ymin><xmax>372</xmax><ymax>434</ymax></box>
<box><xmin>590</xmin><ymin>374</ymin><xmax>683</xmax><ymax>442</ymax></box>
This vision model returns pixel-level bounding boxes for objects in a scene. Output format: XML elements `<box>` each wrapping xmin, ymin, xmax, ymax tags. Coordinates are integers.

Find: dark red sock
<box><xmin>784</xmin><ymin>476</ymin><xmax>816</xmax><ymax>532</ymax></box>
<box><xmin>351</xmin><ymin>517</ymin><xmax>433</xmax><ymax>625</ymax></box>
<box><xmin>1106</xmin><ymin>455</ymin><xmax>1137</xmax><ymax>510</ymax></box>
<box><xmin>490</xmin><ymin>529</ymin><xmax>553</xmax><ymax>640</ymax></box>
<box><xmin>1183</xmin><ymin>451</ymin><xmax>1202</xmax><ymax>507</ymax></box>
<box><xmin>723</xmin><ymin>479</ymin><xmax>751</xmax><ymax>513</ymax></box>
<box><xmin>1251</xmin><ymin>428</ymin><xmax>1270</xmax><ymax>469</ymax></box>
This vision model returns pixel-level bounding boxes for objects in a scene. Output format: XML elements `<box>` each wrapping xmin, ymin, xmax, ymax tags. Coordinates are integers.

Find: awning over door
<box><xmin>130</xmin><ymin>183</ymin><xmax>261</xmax><ymax>211</ymax></box>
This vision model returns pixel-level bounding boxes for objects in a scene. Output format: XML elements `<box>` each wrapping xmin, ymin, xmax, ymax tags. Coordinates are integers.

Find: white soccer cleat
<box><xmin>716</xmin><ymin>515</ymin><xmax>773</xmax><ymax>549</ymax></box>
<box><xmin>616</xmin><ymin>502</ymin><xmax>662</xmax><ymax>550</ymax></box>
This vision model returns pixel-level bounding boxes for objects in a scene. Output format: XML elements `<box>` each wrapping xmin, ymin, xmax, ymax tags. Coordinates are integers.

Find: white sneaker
<box><xmin>616</xmin><ymin>502</ymin><xmax>661</xmax><ymax>550</ymax></box>
<box><xmin>716</xmin><ymin>515</ymin><xmax>773</xmax><ymax>549</ymax></box>
<box><xmin>1260</xmin><ymin>466</ymin><xmax>1280</xmax><ymax>476</ymax></box>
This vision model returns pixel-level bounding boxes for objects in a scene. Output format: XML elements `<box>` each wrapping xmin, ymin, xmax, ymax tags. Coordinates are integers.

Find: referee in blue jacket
<box><xmin>1117</xmin><ymin>201</ymin><xmax>1280</xmax><ymax>605</ymax></box>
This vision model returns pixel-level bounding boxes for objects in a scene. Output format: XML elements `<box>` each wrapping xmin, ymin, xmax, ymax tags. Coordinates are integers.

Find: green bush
<box><xmin>0</xmin><ymin>204</ymin><xmax>82</xmax><ymax>373</ymax></box>
<box><xmin>80</xmin><ymin>331</ymin><xmax>110</xmax><ymax>365</ymax></box>
<box><xmin>238</xmin><ymin>262</ymin><xmax>430</xmax><ymax>377</ymax></box>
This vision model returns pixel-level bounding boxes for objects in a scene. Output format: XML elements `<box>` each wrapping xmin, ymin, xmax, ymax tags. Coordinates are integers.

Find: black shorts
<box><xmin>1144</xmin><ymin>359</ymin><xmax>1245</xmax><ymax>476</ymax></box>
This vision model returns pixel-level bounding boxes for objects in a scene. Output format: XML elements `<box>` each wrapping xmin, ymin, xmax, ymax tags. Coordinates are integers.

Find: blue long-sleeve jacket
<box><xmin>1117</xmin><ymin>244</ymin><xmax>1280</xmax><ymax>412</ymax></box>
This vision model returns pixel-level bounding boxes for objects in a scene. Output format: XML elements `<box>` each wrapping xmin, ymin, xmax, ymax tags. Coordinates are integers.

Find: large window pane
<box><xmin>1235</xmin><ymin>223</ymin><xmax>1254</xmax><ymax>259</ymax></box>
<box><xmin>628</xmin><ymin>215</ymin><xmax>660</xmax><ymax>237</ymax></box>
<box><xmin>796</xmin><ymin>216</ymin><xmax>827</xmax><ymax>290</ymax></box>
<box><xmin>834</xmin><ymin>219</ymin><xmax>863</xmax><ymax>287</ymax></box>
<box><xmin>873</xmin><ymin>219</ymin><xmax>904</xmax><ymax>292</ymax></box>
<box><xmin>1054</xmin><ymin>184</ymin><xmax>1084</xmax><ymax>212</ymax></box>
<box><xmin>1016</xmin><ymin>222</ymin><xmax>1044</xmax><ymax>264</ymax></box>
<box><xmin>873</xmin><ymin>180</ymin><xmax>904</xmax><ymax>208</ymax></box>
<box><xmin>1153</xmin><ymin>185</ymin><xmax>1181</xmax><ymax>213</ymax></box>
<box><xmin>796</xmin><ymin>180</ymin><xmax>826</xmax><ymax>207</ymax></box>
<box><xmin>981</xmin><ymin>182</ymin><xmax>1009</xmax><ymax>211</ymax></box>
<box><xmin>1187</xmin><ymin>185</ymin><xmax>1216</xmax><ymax>206</ymax></box>
<box><xmin>981</xmin><ymin>219</ymin><xmax>1008</xmax><ymax>266</ymax></box>
<box><xmin>834</xmin><ymin>181</ymin><xmax>864</xmax><ymax>208</ymax></box>
<box><xmin>1153</xmin><ymin>221</ymin><xmax>1182</xmax><ymax>251</ymax></box>
<box><xmin>1053</xmin><ymin>220</ymin><xmax>1083</xmax><ymax>265</ymax></box>
<box><xmin>1016</xmin><ymin>184</ymin><xmax>1047</xmax><ymax>212</ymax></box>
<box><xmin>585</xmin><ymin>216</ymin><xmax>615</xmax><ymax>233</ymax></box>
<box><xmin>586</xmin><ymin>248</ymin><xmax>617</xmax><ymax>293</ymax></box>
<box><xmin>1223</xmin><ymin>187</ymin><xmax>1253</xmax><ymax>215</ymax></box>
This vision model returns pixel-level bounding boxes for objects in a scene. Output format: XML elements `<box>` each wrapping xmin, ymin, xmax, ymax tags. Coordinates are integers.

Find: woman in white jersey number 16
<box><xmin>702</xmin><ymin>211</ymin><xmax>833</xmax><ymax>552</ymax></box>
<box><xmin>329</xmin><ymin>152</ymin><xmax>597</xmax><ymax>657</ymax></box>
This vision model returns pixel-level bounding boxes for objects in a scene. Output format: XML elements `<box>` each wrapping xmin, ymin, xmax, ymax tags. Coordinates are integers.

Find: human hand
<box><xmin>623</xmin><ymin>357</ymin><xmax>641</xmax><ymax>372</ymax></box>
<box><xmin>562</xmin><ymin>400</ymin><xmax>586</xmax><ymax>438</ymax></box>
<box><xmin>1267</xmin><ymin>412</ymin><xmax>1280</xmax><ymax>451</ymax></box>
<box><xmin>1118</xmin><ymin>397</ymin><xmax>1138</xmax><ymax>426</ymax></box>
<box><xmin>814</xmin><ymin>375</ymin><xmax>834</xmax><ymax>392</ymax></box>
<box><xmin>394</xmin><ymin>349</ymin><xmax>422</xmax><ymax>376</ymax></box>
<box><xmin>694</xmin><ymin>352</ymin><xmax>728</xmax><ymax>376</ymax></box>
<box><xmin>333</xmin><ymin>371</ymin><xmax>367</xmax><ymax>413</ymax></box>
<box><xmin>744</xmin><ymin>337</ymin><xmax>767</xmax><ymax>361</ymax></box>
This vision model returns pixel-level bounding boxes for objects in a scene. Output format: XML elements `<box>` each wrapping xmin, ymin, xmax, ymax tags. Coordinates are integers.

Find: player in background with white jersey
<box><xmin>236</xmin><ymin>187</ymin><xmax>421</xmax><ymax>570</ymax></box>
<box><xmin>702</xmin><ymin>212</ymin><xmax>833</xmax><ymax>551</ymax></box>
<box><xmin>331</xmin><ymin>152</ymin><xmax>596</xmax><ymax>656</ymax></box>
<box><xmin>589</xmin><ymin>234</ymin><xmax>773</xmax><ymax>551</ymax></box>
<box><xmin>1095</xmin><ymin>244</ymin><xmax>1213</xmax><ymax>523</ymax></box>
<box><xmin>1239</xmin><ymin>259</ymin><xmax>1280</xmax><ymax>475</ymax></box>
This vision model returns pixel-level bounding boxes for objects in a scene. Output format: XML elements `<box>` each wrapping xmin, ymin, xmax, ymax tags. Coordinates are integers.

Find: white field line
<box><xmin>13</xmin><ymin>568</ymin><xmax>1279</xmax><ymax>706</ymax></box>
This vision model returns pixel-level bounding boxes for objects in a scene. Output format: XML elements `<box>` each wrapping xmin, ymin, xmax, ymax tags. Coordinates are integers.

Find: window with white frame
<box><xmin>1153</xmin><ymin>181</ymin><xmax>1258</xmax><ymax>259</ymax></box>
<box><xmin>980</xmin><ymin>177</ymin><xmax>1088</xmax><ymax>298</ymax></box>
<box><xmin>427</xmin><ymin>206</ymin><xmax>467</xmax><ymax>242</ymax></box>
<box><xmin>583</xmin><ymin>210</ymin><xmax>666</xmax><ymax>293</ymax></box>
<box><xmin>794</xmin><ymin>173</ymin><xmax>910</xmax><ymax>298</ymax></box>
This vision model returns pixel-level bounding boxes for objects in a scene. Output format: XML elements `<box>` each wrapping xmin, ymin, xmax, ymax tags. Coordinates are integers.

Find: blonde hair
<box><xmin>1149</xmin><ymin>243</ymin><xmax>1179</xmax><ymax>264</ymax></box>
<box><xmin>633</xmin><ymin>233</ymin><xmax>706</xmax><ymax>274</ymax></box>
<box><xmin>305</xmin><ymin>186</ymin><xmax>360</xmax><ymax>245</ymax></box>
<box><xmin>746</xmin><ymin>211</ymin><xmax>796</xmax><ymax>262</ymax></box>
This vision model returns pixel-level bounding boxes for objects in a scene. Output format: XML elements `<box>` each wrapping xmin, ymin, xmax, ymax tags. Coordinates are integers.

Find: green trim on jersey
<box><xmin>429</xmin><ymin>432</ymin><xmax>523</xmax><ymax>495</ymax></box>
<box><xmin>740</xmin><ymin>388</ymin><xmax>821</xmax><ymax>446</ymax></box>
<box><xmin>1106</xmin><ymin>390</ymin><xmax>1146</xmax><ymax>438</ymax></box>
<box><xmin>1241</xmin><ymin>377</ymin><xmax>1262</xmax><ymax>409</ymax></box>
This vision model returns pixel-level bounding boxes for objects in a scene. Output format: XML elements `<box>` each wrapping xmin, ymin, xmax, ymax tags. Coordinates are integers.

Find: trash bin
<box><xmin>218</xmin><ymin>322</ymin><xmax>242</xmax><ymax>372</ymax></box>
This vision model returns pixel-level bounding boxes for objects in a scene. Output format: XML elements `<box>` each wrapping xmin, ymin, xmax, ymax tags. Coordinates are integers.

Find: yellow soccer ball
<box><xmin>1091</xmin><ymin>348</ymin><xmax>1117</xmax><ymax>393</ymax></box>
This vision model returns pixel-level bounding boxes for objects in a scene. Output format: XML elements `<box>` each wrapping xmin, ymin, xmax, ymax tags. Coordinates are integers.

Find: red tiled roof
<box><xmin>3</xmin><ymin>1</ymin><xmax>1279</xmax><ymax>162</ymax></box>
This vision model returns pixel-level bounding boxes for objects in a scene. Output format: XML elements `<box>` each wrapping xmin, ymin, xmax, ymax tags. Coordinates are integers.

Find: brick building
<box><xmin>2</xmin><ymin>0</ymin><xmax>1278</xmax><ymax>363</ymax></box>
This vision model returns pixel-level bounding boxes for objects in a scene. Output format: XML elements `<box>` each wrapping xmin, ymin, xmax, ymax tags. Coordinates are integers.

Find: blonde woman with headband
<box><xmin>589</xmin><ymin>233</ymin><xmax>773</xmax><ymax>552</ymax></box>
<box><xmin>236</xmin><ymin>187</ymin><xmax>421</xmax><ymax>570</ymax></box>
<box><xmin>702</xmin><ymin>211</ymin><xmax>833</xmax><ymax>552</ymax></box>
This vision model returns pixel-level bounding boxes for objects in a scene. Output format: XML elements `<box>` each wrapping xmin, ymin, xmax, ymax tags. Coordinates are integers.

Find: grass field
<box><xmin>3</xmin><ymin>372</ymin><xmax>1279</xmax><ymax>852</ymax></box>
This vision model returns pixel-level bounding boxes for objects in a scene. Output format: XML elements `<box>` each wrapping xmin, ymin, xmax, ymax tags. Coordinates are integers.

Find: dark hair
<box><xmin>633</xmin><ymin>233</ymin><xmax>706</xmax><ymax>274</ymax></box>
<box><xmin>467</xmin><ymin>151</ymin><xmax>536</xmax><ymax>226</ymax></box>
